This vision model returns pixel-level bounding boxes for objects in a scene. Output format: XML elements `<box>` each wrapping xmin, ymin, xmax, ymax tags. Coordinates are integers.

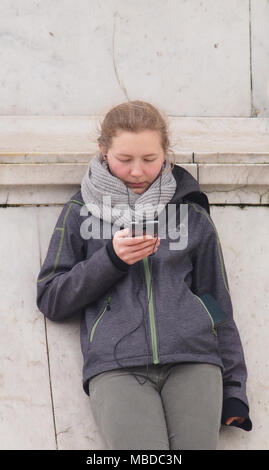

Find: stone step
<box><xmin>0</xmin><ymin>117</ymin><xmax>268</xmax><ymax>204</ymax></box>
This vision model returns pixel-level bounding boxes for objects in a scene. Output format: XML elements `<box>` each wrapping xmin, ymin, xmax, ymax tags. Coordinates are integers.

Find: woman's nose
<box><xmin>130</xmin><ymin>163</ymin><xmax>143</xmax><ymax>176</ymax></box>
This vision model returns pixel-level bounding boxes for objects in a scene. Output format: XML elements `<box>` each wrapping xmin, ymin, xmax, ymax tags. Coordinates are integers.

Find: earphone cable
<box><xmin>112</xmin><ymin>164</ymin><xmax>163</xmax><ymax>385</ymax></box>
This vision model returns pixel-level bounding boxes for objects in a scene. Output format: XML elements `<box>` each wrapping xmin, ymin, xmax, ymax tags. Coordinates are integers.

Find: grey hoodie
<box><xmin>36</xmin><ymin>164</ymin><xmax>252</xmax><ymax>431</ymax></box>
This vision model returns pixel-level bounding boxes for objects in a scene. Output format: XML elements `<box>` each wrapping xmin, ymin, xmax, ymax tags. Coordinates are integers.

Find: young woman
<box><xmin>37</xmin><ymin>100</ymin><xmax>252</xmax><ymax>450</ymax></box>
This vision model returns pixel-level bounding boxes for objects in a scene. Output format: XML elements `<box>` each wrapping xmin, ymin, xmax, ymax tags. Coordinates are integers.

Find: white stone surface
<box><xmin>1</xmin><ymin>116</ymin><xmax>269</xmax><ymax>156</ymax></box>
<box><xmin>1</xmin><ymin>116</ymin><xmax>269</xmax><ymax>157</ymax></box>
<box><xmin>0</xmin><ymin>207</ymin><xmax>55</xmax><ymax>449</ymax></box>
<box><xmin>0</xmin><ymin>163</ymin><xmax>196</xmax><ymax>186</ymax></box>
<box><xmin>1</xmin><ymin>163</ymin><xmax>268</xmax><ymax>206</ymax></box>
<box><xmin>200</xmin><ymin>185</ymin><xmax>269</xmax><ymax>205</ymax></box>
<box><xmin>251</xmin><ymin>0</ymin><xmax>269</xmax><ymax>117</ymax></box>
<box><xmin>0</xmin><ymin>116</ymin><xmax>99</xmax><ymax>154</ymax></box>
<box><xmin>200</xmin><ymin>163</ymin><xmax>269</xmax><ymax>186</ymax></box>
<box><xmin>0</xmin><ymin>185</ymin><xmax>81</xmax><ymax>205</ymax></box>
<box><xmin>1</xmin><ymin>204</ymin><xmax>267</xmax><ymax>449</ymax></box>
<box><xmin>212</xmin><ymin>206</ymin><xmax>269</xmax><ymax>450</ymax></box>
<box><xmin>0</xmin><ymin>164</ymin><xmax>197</xmax><ymax>205</ymax></box>
<box><xmin>0</xmin><ymin>163</ymin><xmax>88</xmax><ymax>185</ymax></box>
<box><xmin>0</xmin><ymin>0</ymin><xmax>253</xmax><ymax>116</ymax></box>
<box><xmin>170</xmin><ymin>117</ymin><xmax>269</xmax><ymax>154</ymax></box>
<box><xmin>0</xmin><ymin>116</ymin><xmax>268</xmax><ymax>205</ymax></box>
<box><xmin>195</xmin><ymin>153</ymin><xmax>269</xmax><ymax>164</ymax></box>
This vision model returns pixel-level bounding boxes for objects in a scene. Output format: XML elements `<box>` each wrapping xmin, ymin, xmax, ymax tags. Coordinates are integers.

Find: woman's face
<box><xmin>99</xmin><ymin>129</ymin><xmax>165</xmax><ymax>194</ymax></box>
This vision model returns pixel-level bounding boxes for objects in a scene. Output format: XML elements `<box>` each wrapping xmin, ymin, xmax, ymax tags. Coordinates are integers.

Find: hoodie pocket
<box><xmin>193</xmin><ymin>292</ymin><xmax>227</xmax><ymax>336</ymax></box>
<box><xmin>89</xmin><ymin>295</ymin><xmax>112</xmax><ymax>343</ymax></box>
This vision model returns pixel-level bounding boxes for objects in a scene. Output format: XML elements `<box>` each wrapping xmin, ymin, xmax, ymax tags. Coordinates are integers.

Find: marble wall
<box><xmin>1</xmin><ymin>204</ymin><xmax>268</xmax><ymax>449</ymax></box>
<box><xmin>0</xmin><ymin>0</ymin><xmax>269</xmax><ymax>116</ymax></box>
<box><xmin>0</xmin><ymin>0</ymin><xmax>268</xmax><ymax>452</ymax></box>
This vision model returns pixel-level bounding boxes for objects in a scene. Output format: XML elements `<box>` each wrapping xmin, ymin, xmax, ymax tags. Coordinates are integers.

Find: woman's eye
<box><xmin>118</xmin><ymin>158</ymin><xmax>156</xmax><ymax>163</ymax></box>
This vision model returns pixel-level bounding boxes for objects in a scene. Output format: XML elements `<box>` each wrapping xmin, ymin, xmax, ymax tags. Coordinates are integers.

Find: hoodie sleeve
<box><xmin>36</xmin><ymin>202</ymin><xmax>129</xmax><ymax>322</ymax></box>
<box><xmin>190</xmin><ymin>204</ymin><xmax>252</xmax><ymax>430</ymax></box>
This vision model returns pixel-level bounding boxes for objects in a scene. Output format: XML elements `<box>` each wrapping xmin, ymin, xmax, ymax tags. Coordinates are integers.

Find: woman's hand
<box><xmin>225</xmin><ymin>416</ymin><xmax>246</xmax><ymax>426</ymax></box>
<box><xmin>113</xmin><ymin>227</ymin><xmax>160</xmax><ymax>265</ymax></box>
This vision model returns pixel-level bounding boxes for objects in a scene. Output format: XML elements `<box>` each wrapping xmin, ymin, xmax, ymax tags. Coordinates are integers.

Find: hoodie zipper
<box><xmin>143</xmin><ymin>257</ymin><xmax>159</xmax><ymax>364</ymax></box>
<box><xmin>193</xmin><ymin>294</ymin><xmax>217</xmax><ymax>336</ymax></box>
<box><xmin>90</xmin><ymin>296</ymin><xmax>112</xmax><ymax>343</ymax></box>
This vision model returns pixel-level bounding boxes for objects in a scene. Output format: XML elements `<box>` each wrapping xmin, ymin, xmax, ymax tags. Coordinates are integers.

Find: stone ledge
<box><xmin>0</xmin><ymin>116</ymin><xmax>269</xmax><ymax>154</ymax></box>
<box><xmin>0</xmin><ymin>116</ymin><xmax>268</xmax><ymax>204</ymax></box>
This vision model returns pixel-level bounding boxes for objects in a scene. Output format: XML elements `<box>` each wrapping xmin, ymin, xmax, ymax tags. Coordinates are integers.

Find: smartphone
<box><xmin>131</xmin><ymin>220</ymin><xmax>159</xmax><ymax>237</ymax></box>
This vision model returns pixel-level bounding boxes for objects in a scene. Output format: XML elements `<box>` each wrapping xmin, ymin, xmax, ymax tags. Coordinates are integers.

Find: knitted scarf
<box><xmin>81</xmin><ymin>152</ymin><xmax>177</xmax><ymax>228</ymax></box>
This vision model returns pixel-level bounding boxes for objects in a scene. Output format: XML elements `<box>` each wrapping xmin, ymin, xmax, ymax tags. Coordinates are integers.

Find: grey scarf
<box><xmin>81</xmin><ymin>152</ymin><xmax>177</xmax><ymax>228</ymax></box>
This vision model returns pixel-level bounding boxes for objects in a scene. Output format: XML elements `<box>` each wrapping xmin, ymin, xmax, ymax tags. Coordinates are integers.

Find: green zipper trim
<box><xmin>90</xmin><ymin>296</ymin><xmax>112</xmax><ymax>343</ymax></box>
<box><xmin>193</xmin><ymin>294</ymin><xmax>217</xmax><ymax>336</ymax></box>
<box><xmin>37</xmin><ymin>203</ymin><xmax>74</xmax><ymax>283</ymax></box>
<box><xmin>143</xmin><ymin>257</ymin><xmax>159</xmax><ymax>364</ymax></box>
<box><xmin>70</xmin><ymin>199</ymin><xmax>84</xmax><ymax>206</ymax></box>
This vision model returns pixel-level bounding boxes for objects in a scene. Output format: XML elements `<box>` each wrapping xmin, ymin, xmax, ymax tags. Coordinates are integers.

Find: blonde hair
<box><xmin>95</xmin><ymin>100</ymin><xmax>175</xmax><ymax>173</ymax></box>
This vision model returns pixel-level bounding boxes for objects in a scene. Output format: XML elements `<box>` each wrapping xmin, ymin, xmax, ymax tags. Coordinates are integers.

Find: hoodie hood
<box><xmin>170</xmin><ymin>164</ymin><xmax>210</xmax><ymax>215</ymax></box>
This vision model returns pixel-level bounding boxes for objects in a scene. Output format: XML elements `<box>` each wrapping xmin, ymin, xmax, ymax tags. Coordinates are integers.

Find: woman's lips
<box><xmin>127</xmin><ymin>182</ymin><xmax>146</xmax><ymax>187</ymax></box>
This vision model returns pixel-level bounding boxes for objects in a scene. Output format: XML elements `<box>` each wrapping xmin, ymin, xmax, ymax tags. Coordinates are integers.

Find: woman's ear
<box><xmin>98</xmin><ymin>143</ymin><xmax>107</xmax><ymax>160</ymax></box>
<box><xmin>98</xmin><ymin>143</ymin><xmax>105</xmax><ymax>155</ymax></box>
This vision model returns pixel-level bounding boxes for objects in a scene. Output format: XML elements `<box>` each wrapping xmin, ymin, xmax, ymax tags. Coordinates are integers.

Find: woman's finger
<box><xmin>115</xmin><ymin>228</ymin><xmax>156</xmax><ymax>244</ymax></box>
<box><xmin>226</xmin><ymin>416</ymin><xmax>245</xmax><ymax>425</ymax></box>
<box><xmin>126</xmin><ymin>238</ymin><xmax>159</xmax><ymax>253</ymax></box>
<box><xmin>127</xmin><ymin>243</ymin><xmax>159</xmax><ymax>263</ymax></box>
<box><xmin>124</xmin><ymin>235</ymin><xmax>157</xmax><ymax>245</ymax></box>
